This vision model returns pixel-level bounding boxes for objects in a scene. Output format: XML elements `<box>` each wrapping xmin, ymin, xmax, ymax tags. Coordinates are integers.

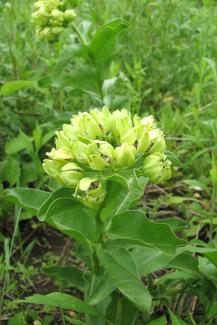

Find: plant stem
<box><xmin>115</xmin><ymin>295</ymin><xmax>122</xmax><ymax>325</ymax></box>
<box><xmin>71</xmin><ymin>23</ymin><xmax>87</xmax><ymax>45</ymax></box>
<box><xmin>0</xmin><ymin>207</ymin><xmax>21</xmax><ymax>314</ymax></box>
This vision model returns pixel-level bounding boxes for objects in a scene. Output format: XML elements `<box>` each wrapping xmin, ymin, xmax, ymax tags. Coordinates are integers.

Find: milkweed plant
<box><xmin>8</xmin><ymin>107</ymin><xmax>186</xmax><ymax>324</ymax></box>
<box><xmin>6</xmin><ymin>2</ymin><xmax>187</xmax><ymax>322</ymax></box>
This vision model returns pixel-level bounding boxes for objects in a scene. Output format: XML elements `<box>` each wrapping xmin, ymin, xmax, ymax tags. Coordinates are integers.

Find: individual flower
<box><xmin>143</xmin><ymin>153</ymin><xmax>171</xmax><ymax>183</ymax></box>
<box><xmin>43</xmin><ymin>107</ymin><xmax>171</xmax><ymax>208</ymax></box>
<box><xmin>32</xmin><ymin>0</ymin><xmax>76</xmax><ymax>41</ymax></box>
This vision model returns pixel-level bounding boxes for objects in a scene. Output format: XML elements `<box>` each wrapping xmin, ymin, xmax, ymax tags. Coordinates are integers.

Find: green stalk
<box><xmin>115</xmin><ymin>295</ymin><xmax>122</xmax><ymax>325</ymax></box>
<box><xmin>71</xmin><ymin>23</ymin><xmax>87</xmax><ymax>45</ymax></box>
<box><xmin>0</xmin><ymin>207</ymin><xmax>21</xmax><ymax>314</ymax></box>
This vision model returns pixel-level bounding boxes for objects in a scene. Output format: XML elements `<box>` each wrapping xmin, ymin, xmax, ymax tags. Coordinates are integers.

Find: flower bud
<box><xmin>47</xmin><ymin>148</ymin><xmax>73</xmax><ymax>160</ymax></box>
<box><xmin>64</xmin><ymin>9</ymin><xmax>76</xmax><ymax>21</ymax></box>
<box><xmin>113</xmin><ymin>109</ymin><xmax>133</xmax><ymax>138</ymax></box>
<box><xmin>148</xmin><ymin>129</ymin><xmax>166</xmax><ymax>154</ymax></box>
<box><xmin>114</xmin><ymin>143</ymin><xmax>136</xmax><ymax>168</ymax></box>
<box><xmin>83</xmin><ymin>113</ymin><xmax>103</xmax><ymax>139</ymax></box>
<box><xmin>55</xmin><ymin>131</ymin><xmax>72</xmax><ymax>150</ymax></box>
<box><xmin>136</xmin><ymin>126</ymin><xmax>151</xmax><ymax>153</ymax></box>
<box><xmin>60</xmin><ymin>171</ymin><xmax>83</xmax><ymax>187</ymax></box>
<box><xmin>120</xmin><ymin>127</ymin><xmax>137</xmax><ymax>146</ymax></box>
<box><xmin>88</xmin><ymin>155</ymin><xmax>109</xmax><ymax>170</ymax></box>
<box><xmin>75</xmin><ymin>178</ymin><xmax>106</xmax><ymax>209</ymax></box>
<box><xmin>51</xmin><ymin>9</ymin><xmax>64</xmax><ymax>21</ymax></box>
<box><xmin>43</xmin><ymin>159</ymin><xmax>62</xmax><ymax>177</ymax></box>
<box><xmin>143</xmin><ymin>153</ymin><xmax>171</xmax><ymax>183</ymax></box>
<box><xmin>90</xmin><ymin>107</ymin><xmax>114</xmax><ymax>134</ymax></box>
<box><xmin>99</xmin><ymin>142</ymin><xmax>114</xmax><ymax>160</ymax></box>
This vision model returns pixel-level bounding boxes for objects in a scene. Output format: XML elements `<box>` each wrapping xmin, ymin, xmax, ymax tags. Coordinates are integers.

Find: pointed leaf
<box><xmin>132</xmin><ymin>247</ymin><xmax>173</xmax><ymax>276</ymax></box>
<box><xmin>108</xmin><ymin>211</ymin><xmax>186</xmax><ymax>254</ymax></box>
<box><xmin>89</xmin><ymin>19</ymin><xmax>127</xmax><ymax>64</ymax></box>
<box><xmin>97</xmin><ymin>246</ymin><xmax>152</xmax><ymax>315</ymax></box>
<box><xmin>43</xmin><ymin>266</ymin><xmax>85</xmax><ymax>291</ymax></box>
<box><xmin>101</xmin><ymin>174</ymin><xmax>148</xmax><ymax>221</ymax></box>
<box><xmin>49</xmin><ymin>199</ymin><xmax>97</xmax><ymax>243</ymax></box>
<box><xmin>169</xmin><ymin>310</ymin><xmax>188</xmax><ymax>325</ymax></box>
<box><xmin>88</xmin><ymin>273</ymin><xmax>115</xmax><ymax>305</ymax></box>
<box><xmin>1</xmin><ymin>80</ymin><xmax>37</xmax><ymax>96</ymax></box>
<box><xmin>3</xmin><ymin>188</ymin><xmax>50</xmax><ymax>214</ymax></box>
<box><xmin>18</xmin><ymin>293</ymin><xmax>100</xmax><ymax>316</ymax></box>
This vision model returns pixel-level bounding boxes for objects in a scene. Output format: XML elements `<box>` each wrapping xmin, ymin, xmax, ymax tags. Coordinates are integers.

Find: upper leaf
<box><xmin>108</xmin><ymin>211</ymin><xmax>186</xmax><ymax>254</ymax></box>
<box><xmin>101</xmin><ymin>172</ymin><xmax>148</xmax><ymax>221</ymax></box>
<box><xmin>48</xmin><ymin>199</ymin><xmax>97</xmax><ymax>244</ymax></box>
<box><xmin>3</xmin><ymin>188</ymin><xmax>50</xmax><ymax>214</ymax></box>
<box><xmin>89</xmin><ymin>19</ymin><xmax>127</xmax><ymax>65</ymax></box>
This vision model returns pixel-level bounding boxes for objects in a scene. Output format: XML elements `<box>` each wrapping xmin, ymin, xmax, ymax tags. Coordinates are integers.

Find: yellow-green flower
<box><xmin>32</xmin><ymin>0</ymin><xmax>76</xmax><ymax>41</ymax></box>
<box><xmin>43</xmin><ymin>107</ymin><xmax>171</xmax><ymax>208</ymax></box>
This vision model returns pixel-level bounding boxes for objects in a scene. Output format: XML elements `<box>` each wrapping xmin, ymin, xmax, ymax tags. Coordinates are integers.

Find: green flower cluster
<box><xmin>32</xmin><ymin>0</ymin><xmax>76</xmax><ymax>41</ymax></box>
<box><xmin>43</xmin><ymin>107</ymin><xmax>171</xmax><ymax>208</ymax></box>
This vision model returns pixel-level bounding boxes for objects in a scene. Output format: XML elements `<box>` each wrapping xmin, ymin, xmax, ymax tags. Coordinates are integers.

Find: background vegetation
<box><xmin>0</xmin><ymin>0</ymin><xmax>217</xmax><ymax>323</ymax></box>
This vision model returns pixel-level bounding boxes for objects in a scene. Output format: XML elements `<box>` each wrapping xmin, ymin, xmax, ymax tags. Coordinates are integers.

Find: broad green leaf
<box><xmin>108</xmin><ymin>247</ymin><xmax>139</xmax><ymax>276</ymax></box>
<box><xmin>49</xmin><ymin>199</ymin><xmax>97</xmax><ymax>243</ymax></box>
<box><xmin>198</xmin><ymin>256</ymin><xmax>217</xmax><ymax>287</ymax></box>
<box><xmin>5</xmin><ymin>131</ymin><xmax>33</xmax><ymax>155</ymax></box>
<box><xmin>168</xmin><ymin>253</ymin><xmax>199</xmax><ymax>276</ymax></box>
<box><xmin>106</xmin><ymin>292</ymin><xmax>139</xmax><ymax>325</ymax></box>
<box><xmin>38</xmin><ymin>188</ymin><xmax>73</xmax><ymax>221</ymax></box>
<box><xmin>18</xmin><ymin>293</ymin><xmax>100</xmax><ymax>315</ymax></box>
<box><xmin>155</xmin><ymin>270</ymin><xmax>196</xmax><ymax>284</ymax></box>
<box><xmin>21</xmin><ymin>162</ymin><xmax>37</xmax><ymax>185</ymax></box>
<box><xmin>8</xmin><ymin>312</ymin><xmax>26</xmax><ymax>325</ymax></box>
<box><xmin>131</xmin><ymin>247</ymin><xmax>173</xmax><ymax>276</ymax></box>
<box><xmin>88</xmin><ymin>273</ymin><xmax>115</xmax><ymax>306</ymax></box>
<box><xmin>58</xmin><ymin>65</ymin><xmax>99</xmax><ymax>93</ymax></box>
<box><xmin>205</xmin><ymin>250</ymin><xmax>217</xmax><ymax>267</ymax></box>
<box><xmin>97</xmin><ymin>246</ymin><xmax>152</xmax><ymax>315</ymax></box>
<box><xmin>3</xmin><ymin>188</ymin><xmax>50</xmax><ymax>214</ymax></box>
<box><xmin>56</xmin><ymin>44</ymin><xmax>89</xmax><ymax>73</ymax></box>
<box><xmin>0</xmin><ymin>158</ymin><xmax>20</xmax><ymax>186</ymax></box>
<box><xmin>207</xmin><ymin>300</ymin><xmax>217</xmax><ymax>319</ymax></box>
<box><xmin>101</xmin><ymin>174</ymin><xmax>148</xmax><ymax>221</ymax></box>
<box><xmin>0</xmin><ymin>80</ymin><xmax>37</xmax><ymax>96</ymax></box>
<box><xmin>89</xmin><ymin>19</ymin><xmax>127</xmax><ymax>65</ymax></box>
<box><xmin>156</xmin><ymin>217</ymin><xmax>187</xmax><ymax>231</ymax></box>
<box><xmin>43</xmin><ymin>266</ymin><xmax>85</xmax><ymax>291</ymax></box>
<box><xmin>147</xmin><ymin>316</ymin><xmax>167</xmax><ymax>325</ymax></box>
<box><xmin>169</xmin><ymin>310</ymin><xmax>188</xmax><ymax>325</ymax></box>
<box><xmin>108</xmin><ymin>211</ymin><xmax>186</xmax><ymax>254</ymax></box>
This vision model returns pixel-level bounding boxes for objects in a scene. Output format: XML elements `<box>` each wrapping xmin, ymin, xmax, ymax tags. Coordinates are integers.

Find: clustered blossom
<box><xmin>43</xmin><ymin>107</ymin><xmax>171</xmax><ymax>208</ymax></box>
<box><xmin>32</xmin><ymin>0</ymin><xmax>76</xmax><ymax>41</ymax></box>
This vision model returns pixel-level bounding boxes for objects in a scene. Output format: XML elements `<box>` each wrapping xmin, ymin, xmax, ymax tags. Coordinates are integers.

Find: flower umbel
<box><xmin>43</xmin><ymin>107</ymin><xmax>171</xmax><ymax>207</ymax></box>
<box><xmin>32</xmin><ymin>0</ymin><xmax>76</xmax><ymax>41</ymax></box>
